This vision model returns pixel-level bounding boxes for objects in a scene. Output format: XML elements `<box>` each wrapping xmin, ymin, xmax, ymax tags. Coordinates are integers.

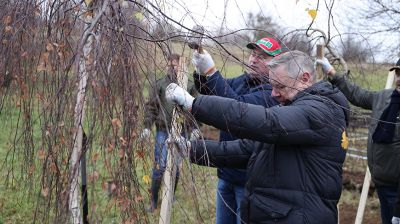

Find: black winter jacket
<box><xmin>194</xmin><ymin>70</ymin><xmax>278</xmax><ymax>186</ymax></box>
<box><xmin>190</xmin><ymin>81</ymin><xmax>349</xmax><ymax>223</ymax></box>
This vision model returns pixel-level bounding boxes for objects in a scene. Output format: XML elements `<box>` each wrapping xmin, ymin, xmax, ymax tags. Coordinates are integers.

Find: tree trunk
<box><xmin>69</xmin><ymin>1</ymin><xmax>108</xmax><ymax>223</ymax></box>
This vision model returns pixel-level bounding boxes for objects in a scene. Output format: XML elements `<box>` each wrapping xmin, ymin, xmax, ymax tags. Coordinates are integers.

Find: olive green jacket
<box><xmin>330</xmin><ymin>73</ymin><xmax>400</xmax><ymax>187</ymax></box>
<box><xmin>144</xmin><ymin>74</ymin><xmax>198</xmax><ymax>133</ymax></box>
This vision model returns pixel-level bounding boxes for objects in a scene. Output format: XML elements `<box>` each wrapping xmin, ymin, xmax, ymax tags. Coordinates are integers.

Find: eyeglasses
<box><xmin>250</xmin><ymin>50</ymin><xmax>271</xmax><ymax>60</ymax></box>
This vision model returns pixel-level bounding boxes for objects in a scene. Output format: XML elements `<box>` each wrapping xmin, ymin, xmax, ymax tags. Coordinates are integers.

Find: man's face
<box><xmin>247</xmin><ymin>48</ymin><xmax>274</xmax><ymax>79</ymax></box>
<box><xmin>395</xmin><ymin>69</ymin><xmax>400</xmax><ymax>91</ymax></box>
<box><xmin>269</xmin><ymin>66</ymin><xmax>301</xmax><ymax>105</ymax></box>
<box><xmin>169</xmin><ymin>59</ymin><xmax>179</xmax><ymax>71</ymax></box>
<box><xmin>167</xmin><ymin>59</ymin><xmax>179</xmax><ymax>76</ymax></box>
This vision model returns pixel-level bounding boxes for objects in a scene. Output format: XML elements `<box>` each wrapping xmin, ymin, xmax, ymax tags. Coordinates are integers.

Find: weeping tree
<box><xmin>0</xmin><ymin>0</ymin><xmax>217</xmax><ymax>223</ymax></box>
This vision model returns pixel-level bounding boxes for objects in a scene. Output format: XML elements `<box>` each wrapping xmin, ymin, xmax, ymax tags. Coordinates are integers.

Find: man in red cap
<box><xmin>190</xmin><ymin>36</ymin><xmax>281</xmax><ymax>224</ymax></box>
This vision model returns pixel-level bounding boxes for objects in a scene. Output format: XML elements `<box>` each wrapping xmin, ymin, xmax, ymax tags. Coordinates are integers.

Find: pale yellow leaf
<box><xmin>341</xmin><ymin>131</ymin><xmax>349</xmax><ymax>150</ymax></box>
<box><xmin>134</xmin><ymin>12</ymin><xmax>144</xmax><ymax>21</ymax></box>
<box><xmin>84</xmin><ymin>0</ymin><xmax>92</xmax><ymax>6</ymax></box>
<box><xmin>142</xmin><ymin>175</ymin><xmax>150</xmax><ymax>185</ymax></box>
<box><xmin>307</xmin><ymin>9</ymin><xmax>317</xmax><ymax>20</ymax></box>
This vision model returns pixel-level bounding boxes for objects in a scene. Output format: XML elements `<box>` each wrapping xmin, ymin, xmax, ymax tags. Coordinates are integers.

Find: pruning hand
<box><xmin>165</xmin><ymin>135</ymin><xmax>191</xmax><ymax>158</ymax></box>
<box><xmin>315</xmin><ymin>57</ymin><xmax>335</xmax><ymax>76</ymax></box>
<box><xmin>140</xmin><ymin>128</ymin><xmax>151</xmax><ymax>139</ymax></box>
<box><xmin>165</xmin><ymin>83</ymin><xmax>194</xmax><ymax>111</ymax></box>
<box><xmin>192</xmin><ymin>50</ymin><xmax>217</xmax><ymax>76</ymax></box>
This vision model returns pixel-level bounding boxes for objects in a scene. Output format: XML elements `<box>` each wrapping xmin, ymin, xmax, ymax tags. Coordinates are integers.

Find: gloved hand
<box><xmin>315</xmin><ymin>57</ymin><xmax>334</xmax><ymax>75</ymax></box>
<box><xmin>192</xmin><ymin>50</ymin><xmax>216</xmax><ymax>76</ymax></box>
<box><xmin>165</xmin><ymin>135</ymin><xmax>191</xmax><ymax>158</ymax></box>
<box><xmin>165</xmin><ymin>83</ymin><xmax>194</xmax><ymax>111</ymax></box>
<box><xmin>190</xmin><ymin>128</ymin><xmax>201</xmax><ymax>141</ymax></box>
<box><xmin>140</xmin><ymin>128</ymin><xmax>151</xmax><ymax>139</ymax></box>
<box><xmin>392</xmin><ymin>216</ymin><xmax>400</xmax><ymax>224</ymax></box>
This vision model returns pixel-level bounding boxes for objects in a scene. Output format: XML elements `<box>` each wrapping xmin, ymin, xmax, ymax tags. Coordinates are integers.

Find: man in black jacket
<box><xmin>165</xmin><ymin>50</ymin><xmax>349</xmax><ymax>223</ymax></box>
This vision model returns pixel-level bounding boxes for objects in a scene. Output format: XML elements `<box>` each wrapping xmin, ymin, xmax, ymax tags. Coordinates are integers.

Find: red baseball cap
<box><xmin>247</xmin><ymin>36</ymin><xmax>282</xmax><ymax>57</ymax></box>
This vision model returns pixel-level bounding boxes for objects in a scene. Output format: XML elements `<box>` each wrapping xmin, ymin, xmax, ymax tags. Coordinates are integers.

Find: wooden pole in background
<box><xmin>159</xmin><ymin>56</ymin><xmax>188</xmax><ymax>224</ymax></box>
<box><xmin>316</xmin><ymin>44</ymin><xmax>325</xmax><ymax>80</ymax></box>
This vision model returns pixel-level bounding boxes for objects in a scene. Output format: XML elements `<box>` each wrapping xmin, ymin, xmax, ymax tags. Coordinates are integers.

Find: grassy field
<box><xmin>0</xmin><ymin>53</ymin><xmax>393</xmax><ymax>223</ymax></box>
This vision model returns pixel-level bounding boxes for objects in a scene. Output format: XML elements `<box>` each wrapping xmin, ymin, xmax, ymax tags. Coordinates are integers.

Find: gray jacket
<box><xmin>330</xmin><ymin>73</ymin><xmax>400</xmax><ymax>187</ymax></box>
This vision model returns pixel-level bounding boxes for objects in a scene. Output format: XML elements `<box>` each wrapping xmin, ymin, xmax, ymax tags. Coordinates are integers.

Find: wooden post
<box><xmin>354</xmin><ymin>70</ymin><xmax>395</xmax><ymax>224</ymax></box>
<box><xmin>316</xmin><ymin>44</ymin><xmax>325</xmax><ymax>80</ymax></box>
<box><xmin>159</xmin><ymin>56</ymin><xmax>188</xmax><ymax>224</ymax></box>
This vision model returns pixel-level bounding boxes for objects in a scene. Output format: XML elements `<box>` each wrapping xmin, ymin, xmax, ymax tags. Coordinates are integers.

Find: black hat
<box><xmin>389</xmin><ymin>58</ymin><xmax>400</xmax><ymax>71</ymax></box>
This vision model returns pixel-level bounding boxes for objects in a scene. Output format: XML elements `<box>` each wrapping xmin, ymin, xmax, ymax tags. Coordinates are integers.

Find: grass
<box><xmin>0</xmin><ymin>95</ymin><xmax>218</xmax><ymax>223</ymax></box>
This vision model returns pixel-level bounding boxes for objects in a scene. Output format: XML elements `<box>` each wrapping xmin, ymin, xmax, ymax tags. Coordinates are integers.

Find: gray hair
<box><xmin>268</xmin><ymin>50</ymin><xmax>316</xmax><ymax>82</ymax></box>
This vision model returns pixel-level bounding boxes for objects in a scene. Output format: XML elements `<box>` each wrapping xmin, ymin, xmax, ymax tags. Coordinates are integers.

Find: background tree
<box><xmin>347</xmin><ymin>0</ymin><xmax>400</xmax><ymax>59</ymax></box>
<box><xmin>340</xmin><ymin>35</ymin><xmax>372</xmax><ymax>63</ymax></box>
<box><xmin>245</xmin><ymin>12</ymin><xmax>281</xmax><ymax>41</ymax></box>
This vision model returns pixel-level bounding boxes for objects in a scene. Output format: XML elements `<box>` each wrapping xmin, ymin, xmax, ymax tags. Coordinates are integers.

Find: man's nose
<box><xmin>271</xmin><ymin>89</ymin><xmax>279</xmax><ymax>97</ymax></box>
<box><xmin>249</xmin><ymin>55</ymin><xmax>258</xmax><ymax>64</ymax></box>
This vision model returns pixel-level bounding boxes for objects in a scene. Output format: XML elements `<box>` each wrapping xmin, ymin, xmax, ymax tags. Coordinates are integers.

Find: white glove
<box><xmin>190</xmin><ymin>129</ymin><xmax>201</xmax><ymax>141</ymax></box>
<box><xmin>192</xmin><ymin>50</ymin><xmax>216</xmax><ymax>76</ymax></box>
<box><xmin>165</xmin><ymin>83</ymin><xmax>194</xmax><ymax>111</ymax></box>
<box><xmin>140</xmin><ymin>128</ymin><xmax>151</xmax><ymax>139</ymax></box>
<box><xmin>165</xmin><ymin>135</ymin><xmax>191</xmax><ymax>158</ymax></box>
<box><xmin>392</xmin><ymin>216</ymin><xmax>400</xmax><ymax>224</ymax></box>
<box><xmin>315</xmin><ymin>57</ymin><xmax>334</xmax><ymax>75</ymax></box>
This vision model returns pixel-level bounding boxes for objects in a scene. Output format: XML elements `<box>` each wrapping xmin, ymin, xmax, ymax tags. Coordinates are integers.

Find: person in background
<box><xmin>140</xmin><ymin>53</ymin><xmax>200</xmax><ymax>212</ymax></box>
<box><xmin>316</xmin><ymin>57</ymin><xmax>400</xmax><ymax>224</ymax></box>
<box><xmin>166</xmin><ymin>50</ymin><xmax>349</xmax><ymax>223</ymax></box>
<box><xmin>191</xmin><ymin>36</ymin><xmax>281</xmax><ymax>224</ymax></box>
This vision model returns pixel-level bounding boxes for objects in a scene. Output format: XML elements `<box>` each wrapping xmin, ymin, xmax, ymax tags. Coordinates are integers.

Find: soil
<box><xmin>340</xmin><ymin>170</ymin><xmax>381</xmax><ymax>224</ymax></box>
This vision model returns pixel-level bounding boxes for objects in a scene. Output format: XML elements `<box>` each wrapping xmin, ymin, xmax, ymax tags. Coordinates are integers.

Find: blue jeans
<box><xmin>152</xmin><ymin>130</ymin><xmax>180</xmax><ymax>180</ymax></box>
<box><xmin>216</xmin><ymin>178</ymin><xmax>245</xmax><ymax>224</ymax></box>
<box><xmin>376</xmin><ymin>185</ymin><xmax>398</xmax><ymax>224</ymax></box>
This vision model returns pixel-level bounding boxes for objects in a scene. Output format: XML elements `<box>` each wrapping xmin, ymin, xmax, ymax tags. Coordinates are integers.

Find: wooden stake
<box><xmin>159</xmin><ymin>56</ymin><xmax>188</xmax><ymax>224</ymax></box>
<box><xmin>316</xmin><ymin>44</ymin><xmax>325</xmax><ymax>81</ymax></box>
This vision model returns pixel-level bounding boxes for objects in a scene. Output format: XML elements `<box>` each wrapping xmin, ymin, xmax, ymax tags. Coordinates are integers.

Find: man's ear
<box><xmin>300</xmin><ymin>72</ymin><xmax>311</xmax><ymax>84</ymax></box>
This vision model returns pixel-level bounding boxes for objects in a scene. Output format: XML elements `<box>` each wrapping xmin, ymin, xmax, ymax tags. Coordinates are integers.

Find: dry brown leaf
<box><xmin>46</xmin><ymin>43</ymin><xmax>54</xmax><ymax>52</ymax></box>
<box><xmin>3</xmin><ymin>16</ymin><xmax>11</xmax><ymax>25</ymax></box>
<box><xmin>41</xmin><ymin>187</ymin><xmax>49</xmax><ymax>197</ymax></box>
<box><xmin>118</xmin><ymin>149</ymin><xmax>125</xmax><ymax>158</ymax></box>
<box><xmin>92</xmin><ymin>152</ymin><xmax>100</xmax><ymax>163</ymax></box>
<box><xmin>107</xmin><ymin>143</ymin><xmax>114</xmax><ymax>153</ymax></box>
<box><xmin>38</xmin><ymin>149</ymin><xmax>46</xmax><ymax>160</ymax></box>
<box><xmin>4</xmin><ymin>26</ymin><xmax>12</xmax><ymax>33</ymax></box>
<box><xmin>111</xmin><ymin>118</ymin><xmax>121</xmax><ymax>128</ymax></box>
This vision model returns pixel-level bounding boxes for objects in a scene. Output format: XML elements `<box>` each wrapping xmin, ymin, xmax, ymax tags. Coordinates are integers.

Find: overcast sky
<box><xmin>155</xmin><ymin>0</ymin><xmax>396</xmax><ymax>62</ymax></box>
<box><xmin>161</xmin><ymin>0</ymin><xmax>347</xmax><ymax>33</ymax></box>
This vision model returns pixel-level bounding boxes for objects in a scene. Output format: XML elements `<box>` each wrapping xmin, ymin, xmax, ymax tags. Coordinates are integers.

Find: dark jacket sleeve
<box><xmin>205</xmin><ymin>71</ymin><xmax>277</xmax><ymax>106</ymax></box>
<box><xmin>189</xmin><ymin>139</ymin><xmax>256</xmax><ymax>169</ymax></box>
<box><xmin>330</xmin><ymin>73</ymin><xmax>375</xmax><ymax>110</ymax></box>
<box><xmin>191</xmin><ymin>95</ymin><xmax>335</xmax><ymax>145</ymax></box>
